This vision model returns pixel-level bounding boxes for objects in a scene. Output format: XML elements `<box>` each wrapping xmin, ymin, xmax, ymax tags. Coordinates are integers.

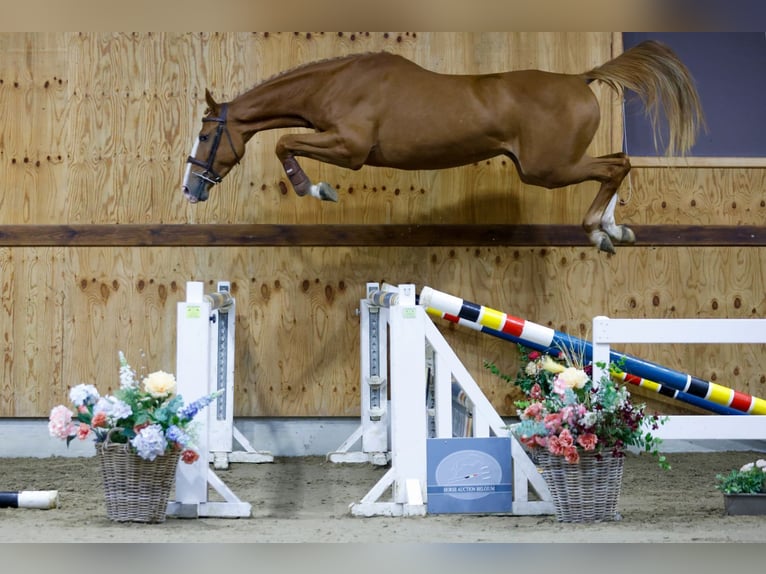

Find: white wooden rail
<box><xmin>592</xmin><ymin>316</ymin><xmax>766</xmax><ymax>442</ymax></box>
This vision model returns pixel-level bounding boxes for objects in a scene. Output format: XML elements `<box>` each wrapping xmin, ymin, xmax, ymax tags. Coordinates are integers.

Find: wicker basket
<box><xmin>537</xmin><ymin>449</ymin><xmax>624</xmax><ymax>523</ymax></box>
<box><xmin>97</xmin><ymin>430</ymin><xmax>180</xmax><ymax>523</ymax></box>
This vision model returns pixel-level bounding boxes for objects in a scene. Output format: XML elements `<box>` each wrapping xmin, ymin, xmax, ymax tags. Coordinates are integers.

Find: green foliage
<box><xmin>715</xmin><ymin>464</ymin><xmax>766</xmax><ymax>494</ymax></box>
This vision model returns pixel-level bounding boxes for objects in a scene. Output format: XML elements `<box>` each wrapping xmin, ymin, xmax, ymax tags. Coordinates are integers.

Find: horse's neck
<box><xmin>229</xmin><ymin>54</ymin><xmax>360</xmax><ymax>138</ymax></box>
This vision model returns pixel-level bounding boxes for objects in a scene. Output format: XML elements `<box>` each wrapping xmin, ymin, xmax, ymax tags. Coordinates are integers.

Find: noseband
<box><xmin>186</xmin><ymin>103</ymin><xmax>241</xmax><ymax>186</ymax></box>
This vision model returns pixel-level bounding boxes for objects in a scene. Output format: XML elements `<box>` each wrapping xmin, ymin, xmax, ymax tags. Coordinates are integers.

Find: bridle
<box><xmin>186</xmin><ymin>103</ymin><xmax>241</xmax><ymax>186</ymax></box>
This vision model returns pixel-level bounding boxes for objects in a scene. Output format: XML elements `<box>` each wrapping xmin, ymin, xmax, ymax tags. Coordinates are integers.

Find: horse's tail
<box><xmin>582</xmin><ymin>40</ymin><xmax>705</xmax><ymax>156</ymax></box>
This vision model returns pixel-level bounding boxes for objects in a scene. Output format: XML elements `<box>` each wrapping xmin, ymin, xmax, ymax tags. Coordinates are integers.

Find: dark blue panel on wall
<box><xmin>622</xmin><ymin>33</ymin><xmax>766</xmax><ymax>157</ymax></box>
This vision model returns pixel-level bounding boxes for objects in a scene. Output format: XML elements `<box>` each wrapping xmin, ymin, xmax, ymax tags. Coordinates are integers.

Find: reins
<box><xmin>186</xmin><ymin>103</ymin><xmax>240</xmax><ymax>185</ymax></box>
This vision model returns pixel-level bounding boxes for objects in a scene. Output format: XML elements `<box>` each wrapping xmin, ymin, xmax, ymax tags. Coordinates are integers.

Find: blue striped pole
<box><xmin>420</xmin><ymin>286</ymin><xmax>763</xmax><ymax>416</ymax></box>
<box><xmin>425</xmin><ymin>307</ymin><xmax>741</xmax><ymax>415</ymax></box>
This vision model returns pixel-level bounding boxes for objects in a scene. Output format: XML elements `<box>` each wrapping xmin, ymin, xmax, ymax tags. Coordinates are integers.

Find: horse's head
<box><xmin>182</xmin><ymin>89</ymin><xmax>245</xmax><ymax>203</ymax></box>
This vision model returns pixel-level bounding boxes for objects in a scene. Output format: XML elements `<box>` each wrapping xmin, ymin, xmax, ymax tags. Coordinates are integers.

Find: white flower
<box><xmin>525</xmin><ymin>362</ymin><xmax>539</xmax><ymax>376</ymax></box>
<box><xmin>756</xmin><ymin>459</ymin><xmax>766</xmax><ymax>470</ymax></box>
<box><xmin>143</xmin><ymin>370</ymin><xmax>177</xmax><ymax>398</ymax></box>
<box><xmin>740</xmin><ymin>462</ymin><xmax>755</xmax><ymax>472</ymax></box>
<box><xmin>69</xmin><ymin>384</ymin><xmax>100</xmax><ymax>407</ymax></box>
<box><xmin>581</xmin><ymin>411</ymin><xmax>598</xmax><ymax>427</ymax></box>
<box><xmin>118</xmin><ymin>351</ymin><xmax>138</xmax><ymax>389</ymax></box>
<box><xmin>93</xmin><ymin>396</ymin><xmax>132</xmax><ymax>422</ymax></box>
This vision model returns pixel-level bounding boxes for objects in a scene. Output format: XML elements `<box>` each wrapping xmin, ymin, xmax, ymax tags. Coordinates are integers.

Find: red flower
<box><xmin>181</xmin><ymin>449</ymin><xmax>200</xmax><ymax>464</ymax></box>
<box><xmin>528</xmin><ymin>351</ymin><xmax>541</xmax><ymax>360</ymax></box>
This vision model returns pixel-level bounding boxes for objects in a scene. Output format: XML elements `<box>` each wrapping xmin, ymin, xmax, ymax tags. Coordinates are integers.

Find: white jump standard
<box><xmin>342</xmin><ymin>283</ymin><xmax>553</xmax><ymax>517</ymax></box>
<box><xmin>167</xmin><ymin>280</ymin><xmax>266</xmax><ymax>519</ymax></box>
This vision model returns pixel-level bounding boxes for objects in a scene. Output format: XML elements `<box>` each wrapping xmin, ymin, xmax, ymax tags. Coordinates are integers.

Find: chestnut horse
<box><xmin>183</xmin><ymin>40</ymin><xmax>703</xmax><ymax>253</ymax></box>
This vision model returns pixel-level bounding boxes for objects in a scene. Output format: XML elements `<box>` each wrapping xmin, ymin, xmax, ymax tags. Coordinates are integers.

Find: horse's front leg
<box><xmin>281</xmin><ymin>156</ymin><xmax>338</xmax><ymax>202</ymax></box>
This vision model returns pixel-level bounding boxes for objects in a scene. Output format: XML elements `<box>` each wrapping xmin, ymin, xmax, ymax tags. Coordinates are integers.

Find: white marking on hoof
<box><xmin>311</xmin><ymin>182</ymin><xmax>338</xmax><ymax>202</ymax></box>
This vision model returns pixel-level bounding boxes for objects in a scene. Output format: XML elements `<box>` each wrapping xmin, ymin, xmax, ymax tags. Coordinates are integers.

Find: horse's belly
<box><xmin>365</xmin><ymin>136</ymin><xmax>505</xmax><ymax>170</ymax></box>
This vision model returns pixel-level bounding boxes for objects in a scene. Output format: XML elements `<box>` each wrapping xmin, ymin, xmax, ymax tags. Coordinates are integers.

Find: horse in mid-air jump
<box><xmin>183</xmin><ymin>40</ymin><xmax>703</xmax><ymax>253</ymax></box>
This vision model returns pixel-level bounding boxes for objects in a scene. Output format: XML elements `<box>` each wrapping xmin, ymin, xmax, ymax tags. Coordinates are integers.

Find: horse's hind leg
<box><xmin>518</xmin><ymin>151</ymin><xmax>632</xmax><ymax>253</ymax></box>
<box><xmin>580</xmin><ymin>153</ymin><xmax>634</xmax><ymax>253</ymax></box>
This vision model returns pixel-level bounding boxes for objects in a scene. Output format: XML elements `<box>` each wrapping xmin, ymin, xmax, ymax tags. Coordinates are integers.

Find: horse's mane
<box><xmin>234</xmin><ymin>52</ymin><xmax>383</xmax><ymax>99</ymax></box>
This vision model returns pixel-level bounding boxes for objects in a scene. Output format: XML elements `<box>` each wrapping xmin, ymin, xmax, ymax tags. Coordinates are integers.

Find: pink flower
<box><xmin>553</xmin><ymin>377</ymin><xmax>568</xmax><ymax>395</ymax></box>
<box><xmin>523</xmin><ymin>402</ymin><xmax>543</xmax><ymax>420</ymax></box>
<box><xmin>520</xmin><ymin>435</ymin><xmax>547</xmax><ymax>449</ymax></box>
<box><xmin>529</xmin><ymin>383</ymin><xmax>543</xmax><ymax>400</ymax></box>
<box><xmin>544</xmin><ymin>412</ymin><xmax>562</xmax><ymax>433</ymax></box>
<box><xmin>528</xmin><ymin>351</ymin><xmax>541</xmax><ymax>360</ymax></box>
<box><xmin>76</xmin><ymin>423</ymin><xmax>91</xmax><ymax>440</ymax></box>
<box><xmin>91</xmin><ymin>411</ymin><xmax>107</xmax><ymax>428</ymax></box>
<box><xmin>564</xmin><ymin>446</ymin><xmax>580</xmax><ymax>464</ymax></box>
<box><xmin>548</xmin><ymin>435</ymin><xmax>565</xmax><ymax>456</ymax></box>
<box><xmin>560</xmin><ymin>405</ymin><xmax>574</xmax><ymax>425</ymax></box>
<box><xmin>48</xmin><ymin>405</ymin><xmax>75</xmax><ymax>439</ymax></box>
<box><xmin>558</xmin><ymin>428</ymin><xmax>574</xmax><ymax>448</ymax></box>
<box><xmin>577</xmin><ymin>432</ymin><xmax>598</xmax><ymax>450</ymax></box>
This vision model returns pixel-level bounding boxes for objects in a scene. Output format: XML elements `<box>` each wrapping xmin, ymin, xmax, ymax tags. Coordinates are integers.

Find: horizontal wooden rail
<box><xmin>0</xmin><ymin>224</ymin><xmax>763</xmax><ymax>247</ymax></box>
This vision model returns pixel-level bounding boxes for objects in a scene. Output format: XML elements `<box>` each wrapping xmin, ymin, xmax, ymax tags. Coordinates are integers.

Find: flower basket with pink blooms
<box><xmin>48</xmin><ymin>352</ymin><xmax>221</xmax><ymax>522</ymax></box>
<box><xmin>486</xmin><ymin>345</ymin><xmax>668</xmax><ymax>522</ymax></box>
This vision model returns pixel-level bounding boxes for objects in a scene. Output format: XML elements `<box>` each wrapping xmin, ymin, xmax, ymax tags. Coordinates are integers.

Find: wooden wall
<box><xmin>0</xmin><ymin>32</ymin><xmax>764</xmax><ymax>419</ymax></box>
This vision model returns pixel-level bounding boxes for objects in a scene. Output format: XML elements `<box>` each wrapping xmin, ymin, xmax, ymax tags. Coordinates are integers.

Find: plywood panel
<box><xmin>0</xmin><ymin>33</ymin><xmax>69</xmax><ymax>223</ymax></box>
<box><xmin>1</xmin><ymin>33</ymin><xmax>764</xmax><ymax>423</ymax></box>
<box><xmin>620</xmin><ymin>167</ymin><xmax>766</xmax><ymax>226</ymax></box>
<box><xmin>2</xmin><ymin>244</ymin><xmax>758</xmax><ymax>418</ymax></box>
<box><xmin>0</xmin><ymin>247</ymin><xmax>65</xmax><ymax>416</ymax></box>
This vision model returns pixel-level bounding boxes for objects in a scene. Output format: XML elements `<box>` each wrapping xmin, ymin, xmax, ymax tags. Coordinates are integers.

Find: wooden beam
<box><xmin>0</xmin><ymin>224</ymin><xmax>763</xmax><ymax>247</ymax></box>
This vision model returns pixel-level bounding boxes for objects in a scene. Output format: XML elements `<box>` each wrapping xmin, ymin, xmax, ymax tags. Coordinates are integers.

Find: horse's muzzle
<box><xmin>183</xmin><ymin>181</ymin><xmax>210</xmax><ymax>203</ymax></box>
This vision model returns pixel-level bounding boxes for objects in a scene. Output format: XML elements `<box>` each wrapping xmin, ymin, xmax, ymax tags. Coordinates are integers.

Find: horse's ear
<box><xmin>205</xmin><ymin>89</ymin><xmax>219</xmax><ymax>114</ymax></box>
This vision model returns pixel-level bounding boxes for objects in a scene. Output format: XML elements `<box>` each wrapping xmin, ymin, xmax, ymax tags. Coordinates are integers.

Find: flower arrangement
<box><xmin>48</xmin><ymin>352</ymin><xmax>221</xmax><ymax>463</ymax></box>
<box><xmin>486</xmin><ymin>345</ymin><xmax>668</xmax><ymax>467</ymax></box>
<box><xmin>715</xmin><ymin>459</ymin><xmax>766</xmax><ymax>494</ymax></box>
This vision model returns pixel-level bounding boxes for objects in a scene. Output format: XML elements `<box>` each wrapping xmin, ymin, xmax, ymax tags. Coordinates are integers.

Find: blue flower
<box><xmin>130</xmin><ymin>424</ymin><xmax>168</xmax><ymax>461</ymax></box>
<box><xmin>177</xmin><ymin>390</ymin><xmax>223</xmax><ymax>422</ymax></box>
<box><xmin>166</xmin><ymin>424</ymin><xmax>191</xmax><ymax>448</ymax></box>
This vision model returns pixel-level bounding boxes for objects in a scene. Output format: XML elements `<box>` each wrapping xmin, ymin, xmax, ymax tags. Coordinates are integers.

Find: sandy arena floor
<box><xmin>2</xmin><ymin>450</ymin><xmax>766</xmax><ymax>543</ymax></box>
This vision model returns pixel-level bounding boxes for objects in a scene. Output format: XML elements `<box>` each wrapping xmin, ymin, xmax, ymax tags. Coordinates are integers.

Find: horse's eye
<box><xmin>199</xmin><ymin>135</ymin><xmax>209</xmax><ymax>142</ymax></box>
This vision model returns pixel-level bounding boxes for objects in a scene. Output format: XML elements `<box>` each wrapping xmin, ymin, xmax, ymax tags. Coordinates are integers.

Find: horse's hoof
<box><xmin>598</xmin><ymin>236</ymin><xmax>616</xmax><ymax>254</ymax></box>
<box><xmin>315</xmin><ymin>182</ymin><xmax>338</xmax><ymax>202</ymax></box>
<box><xmin>619</xmin><ymin>225</ymin><xmax>636</xmax><ymax>244</ymax></box>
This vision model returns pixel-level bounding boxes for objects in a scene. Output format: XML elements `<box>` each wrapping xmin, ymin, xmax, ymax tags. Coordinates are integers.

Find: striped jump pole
<box><xmin>419</xmin><ymin>286</ymin><xmax>766</xmax><ymax>416</ymax></box>
<box><xmin>425</xmin><ymin>306</ymin><xmax>734</xmax><ymax>414</ymax></box>
<box><xmin>0</xmin><ymin>490</ymin><xmax>58</xmax><ymax>509</ymax></box>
